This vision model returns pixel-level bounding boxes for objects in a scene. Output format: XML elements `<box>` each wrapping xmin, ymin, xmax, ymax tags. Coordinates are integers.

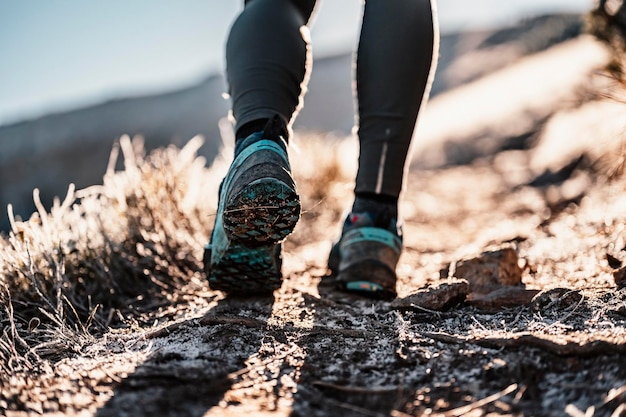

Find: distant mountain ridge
<box><xmin>0</xmin><ymin>13</ymin><xmax>583</xmax><ymax>231</ymax></box>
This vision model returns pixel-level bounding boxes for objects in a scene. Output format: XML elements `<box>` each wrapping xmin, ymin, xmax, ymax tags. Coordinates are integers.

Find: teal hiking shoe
<box><xmin>328</xmin><ymin>210</ymin><xmax>402</xmax><ymax>300</ymax></box>
<box><xmin>204</xmin><ymin>116</ymin><xmax>301</xmax><ymax>294</ymax></box>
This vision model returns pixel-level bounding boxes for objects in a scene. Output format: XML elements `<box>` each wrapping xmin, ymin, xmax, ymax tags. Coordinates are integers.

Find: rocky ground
<box><xmin>3</xmin><ymin>20</ymin><xmax>626</xmax><ymax>417</ymax></box>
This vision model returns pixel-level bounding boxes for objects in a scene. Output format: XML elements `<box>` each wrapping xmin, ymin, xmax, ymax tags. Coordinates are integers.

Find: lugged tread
<box><xmin>223</xmin><ymin>178</ymin><xmax>300</xmax><ymax>246</ymax></box>
<box><xmin>204</xmin><ymin>244</ymin><xmax>282</xmax><ymax>294</ymax></box>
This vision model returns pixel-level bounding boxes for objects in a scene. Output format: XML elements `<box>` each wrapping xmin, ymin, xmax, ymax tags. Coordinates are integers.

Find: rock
<box><xmin>609</xmin><ymin>303</ymin><xmax>626</xmax><ymax>318</ymax></box>
<box><xmin>530</xmin><ymin>287</ymin><xmax>583</xmax><ymax>313</ymax></box>
<box><xmin>469</xmin><ymin>287</ymin><xmax>540</xmax><ymax>311</ymax></box>
<box><xmin>613</xmin><ymin>266</ymin><xmax>626</xmax><ymax>289</ymax></box>
<box><xmin>607</xmin><ymin>253</ymin><xmax>622</xmax><ymax>269</ymax></box>
<box><xmin>453</xmin><ymin>247</ymin><xmax>524</xmax><ymax>292</ymax></box>
<box><xmin>391</xmin><ymin>279</ymin><xmax>469</xmax><ymax>311</ymax></box>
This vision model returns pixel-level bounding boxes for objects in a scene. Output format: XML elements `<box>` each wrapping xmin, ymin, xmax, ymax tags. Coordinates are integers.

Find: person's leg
<box><xmin>330</xmin><ymin>0</ymin><xmax>439</xmax><ymax>299</ymax></box>
<box><xmin>354</xmin><ymin>0</ymin><xmax>438</xmax><ymax>215</ymax></box>
<box><xmin>205</xmin><ymin>0</ymin><xmax>317</xmax><ymax>294</ymax></box>
<box><xmin>227</xmin><ymin>0</ymin><xmax>317</xmax><ymax>144</ymax></box>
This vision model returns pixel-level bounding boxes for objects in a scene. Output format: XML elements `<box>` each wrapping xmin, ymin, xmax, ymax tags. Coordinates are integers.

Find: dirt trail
<box><xmin>4</xmin><ymin>34</ymin><xmax>626</xmax><ymax>417</ymax></box>
<box><xmin>12</xmin><ymin>138</ymin><xmax>626</xmax><ymax>417</ymax></box>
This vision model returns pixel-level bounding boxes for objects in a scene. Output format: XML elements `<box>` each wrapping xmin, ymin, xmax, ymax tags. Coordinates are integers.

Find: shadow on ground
<box><xmin>94</xmin><ymin>296</ymin><xmax>276</xmax><ymax>417</ymax></box>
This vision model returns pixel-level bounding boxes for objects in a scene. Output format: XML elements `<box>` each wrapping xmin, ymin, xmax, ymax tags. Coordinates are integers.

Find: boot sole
<box><xmin>204</xmin><ymin>243</ymin><xmax>282</xmax><ymax>294</ymax></box>
<box><xmin>329</xmin><ymin>226</ymin><xmax>402</xmax><ymax>300</ymax></box>
<box><xmin>223</xmin><ymin>178</ymin><xmax>300</xmax><ymax>246</ymax></box>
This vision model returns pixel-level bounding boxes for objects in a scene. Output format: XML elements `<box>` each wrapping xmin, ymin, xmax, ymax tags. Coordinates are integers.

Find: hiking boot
<box><xmin>327</xmin><ymin>210</ymin><xmax>402</xmax><ymax>300</ymax></box>
<box><xmin>204</xmin><ymin>116</ymin><xmax>301</xmax><ymax>294</ymax></box>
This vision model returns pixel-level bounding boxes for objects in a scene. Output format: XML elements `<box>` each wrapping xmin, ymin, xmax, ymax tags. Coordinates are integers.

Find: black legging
<box><xmin>226</xmin><ymin>0</ymin><xmax>438</xmax><ymax>198</ymax></box>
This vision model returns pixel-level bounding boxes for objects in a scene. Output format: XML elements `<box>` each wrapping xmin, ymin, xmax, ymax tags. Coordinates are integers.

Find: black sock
<box><xmin>352</xmin><ymin>192</ymin><xmax>398</xmax><ymax>220</ymax></box>
<box><xmin>234</xmin><ymin>116</ymin><xmax>289</xmax><ymax>156</ymax></box>
<box><xmin>236</xmin><ymin>119</ymin><xmax>269</xmax><ymax>142</ymax></box>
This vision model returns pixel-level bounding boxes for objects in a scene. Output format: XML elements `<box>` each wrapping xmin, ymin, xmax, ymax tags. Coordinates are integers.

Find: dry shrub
<box><xmin>0</xmin><ymin>135</ymin><xmax>223</xmax><ymax>370</ymax></box>
<box><xmin>0</xmin><ymin>130</ymin><xmax>349</xmax><ymax>372</ymax></box>
<box><xmin>584</xmin><ymin>2</ymin><xmax>626</xmax><ymax>181</ymax></box>
<box><xmin>587</xmin><ymin>0</ymin><xmax>626</xmax><ymax>81</ymax></box>
<box><xmin>290</xmin><ymin>131</ymin><xmax>357</xmax><ymax>215</ymax></box>
<box><xmin>288</xmin><ymin>132</ymin><xmax>358</xmax><ymax>244</ymax></box>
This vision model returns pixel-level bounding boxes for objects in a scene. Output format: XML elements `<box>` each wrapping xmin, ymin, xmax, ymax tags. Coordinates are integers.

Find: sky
<box><xmin>0</xmin><ymin>0</ymin><xmax>593</xmax><ymax>126</ymax></box>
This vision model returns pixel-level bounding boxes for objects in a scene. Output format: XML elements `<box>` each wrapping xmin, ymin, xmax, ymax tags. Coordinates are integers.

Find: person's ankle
<box><xmin>234</xmin><ymin>115</ymin><xmax>288</xmax><ymax>156</ymax></box>
<box><xmin>352</xmin><ymin>192</ymin><xmax>398</xmax><ymax>225</ymax></box>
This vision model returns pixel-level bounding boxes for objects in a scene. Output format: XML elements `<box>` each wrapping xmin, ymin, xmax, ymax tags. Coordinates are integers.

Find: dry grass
<box><xmin>0</xmin><ymin>135</ymin><xmax>222</xmax><ymax>373</ymax></box>
<box><xmin>287</xmin><ymin>131</ymin><xmax>358</xmax><ymax>247</ymax></box>
<box><xmin>0</xmin><ymin>130</ymin><xmax>355</xmax><ymax>378</ymax></box>
<box><xmin>587</xmin><ymin>1</ymin><xmax>626</xmax><ymax>83</ymax></box>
